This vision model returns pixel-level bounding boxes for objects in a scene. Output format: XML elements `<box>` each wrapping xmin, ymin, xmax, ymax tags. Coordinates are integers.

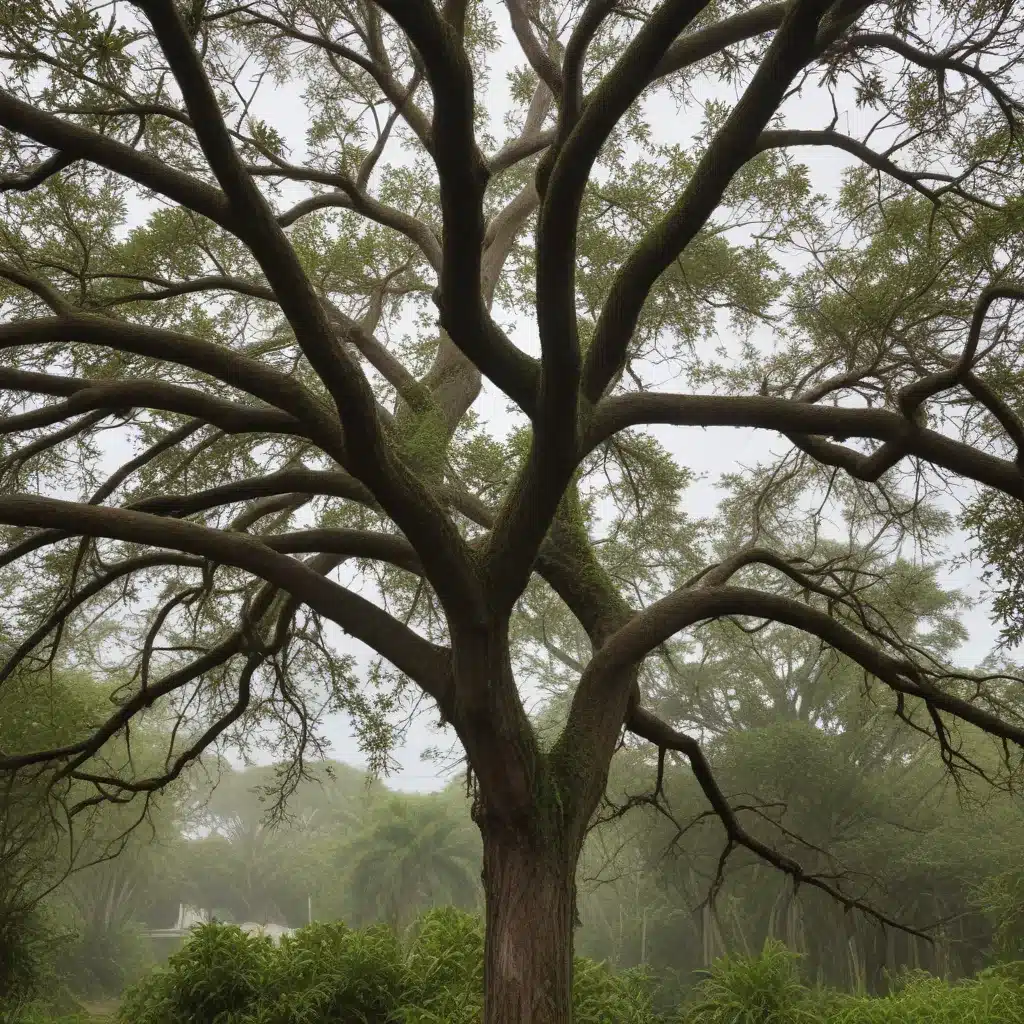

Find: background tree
<box><xmin>566</xmin><ymin>545</ymin><xmax>1024</xmax><ymax>990</ymax></box>
<box><xmin>345</xmin><ymin>792</ymin><xmax>481</xmax><ymax>931</ymax></box>
<box><xmin>175</xmin><ymin>759</ymin><xmax>380</xmax><ymax>926</ymax></box>
<box><xmin>164</xmin><ymin>761</ymin><xmax>478</xmax><ymax>931</ymax></box>
<box><xmin>3</xmin><ymin>1</ymin><xmax>1024</xmax><ymax>1022</ymax></box>
<box><xmin>0</xmin><ymin>670</ymin><xmax>100</xmax><ymax>1006</ymax></box>
<box><xmin>0</xmin><ymin>666</ymin><xmax>184</xmax><ymax>1003</ymax></box>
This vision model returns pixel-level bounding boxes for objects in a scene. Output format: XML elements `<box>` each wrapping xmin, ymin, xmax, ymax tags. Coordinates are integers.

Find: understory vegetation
<box><xmin>10</xmin><ymin>909</ymin><xmax>1024</xmax><ymax>1024</ymax></box>
<box><xmin>4</xmin><ymin>718</ymin><xmax>1024</xmax><ymax>1022</ymax></box>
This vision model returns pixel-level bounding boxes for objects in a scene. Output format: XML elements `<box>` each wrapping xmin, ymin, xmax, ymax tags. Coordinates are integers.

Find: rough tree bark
<box><xmin>479</xmin><ymin>810</ymin><xmax>579</xmax><ymax>1024</ymax></box>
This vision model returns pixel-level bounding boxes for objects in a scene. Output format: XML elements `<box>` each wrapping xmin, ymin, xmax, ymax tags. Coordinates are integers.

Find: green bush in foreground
<box><xmin>681</xmin><ymin>940</ymin><xmax>819</xmax><ymax>1023</ymax></box>
<box><xmin>114</xmin><ymin>908</ymin><xmax>664</xmax><ymax>1024</ymax></box>
<box><xmin>399</xmin><ymin>905</ymin><xmax>483</xmax><ymax>1024</ymax></box>
<box><xmin>820</xmin><ymin>963</ymin><xmax>1024</xmax><ymax>1023</ymax></box>
<box><xmin>677</xmin><ymin>942</ymin><xmax>1024</xmax><ymax>1024</ymax></box>
<box><xmin>107</xmin><ymin>910</ymin><xmax>1024</xmax><ymax>1024</ymax></box>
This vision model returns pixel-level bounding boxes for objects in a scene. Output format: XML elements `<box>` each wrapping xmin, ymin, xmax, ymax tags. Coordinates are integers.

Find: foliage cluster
<box><xmin>0</xmin><ymin>910</ymin><xmax>67</xmax><ymax>1023</ymax></box>
<box><xmin>0</xmin><ymin>668</ymin><xmax>187</xmax><ymax>1009</ymax></box>
<box><xmin>681</xmin><ymin>942</ymin><xmax>1024</xmax><ymax>1024</ymax></box>
<box><xmin>114</xmin><ymin>909</ymin><xmax>656</xmax><ymax>1024</ymax></box>
<box><xmin>61</xmin><ymin>916</ymin><xmax>1024</xmax><ymax>1024</ymax></box>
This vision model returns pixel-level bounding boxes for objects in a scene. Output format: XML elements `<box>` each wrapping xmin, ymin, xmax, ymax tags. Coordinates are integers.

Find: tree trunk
<box><xmin>480</xmin><ymin>820</ymin><xmax>577</xmax><ymax>1024</ymax></box>
<box><xmin>450</xmin><ymin>620</ymin><xmax>605</xmax><ymax>1024</ymax></box>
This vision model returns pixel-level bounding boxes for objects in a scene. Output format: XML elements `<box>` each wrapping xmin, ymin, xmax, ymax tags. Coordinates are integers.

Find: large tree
<box><xmin>3</xmin><ymin>0</ymin><xmax>1024</xmax><ymax>1021</ymax></box>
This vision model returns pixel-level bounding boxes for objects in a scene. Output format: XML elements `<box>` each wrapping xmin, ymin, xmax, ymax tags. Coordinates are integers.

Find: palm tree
<box><xmin>346</xmin><ymin>795</ymin><xmax>480</xmax><ymax>931</ymax></box>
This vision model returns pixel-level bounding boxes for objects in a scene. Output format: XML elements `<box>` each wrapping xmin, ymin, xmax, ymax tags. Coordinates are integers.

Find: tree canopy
<box><xmin>3</xmin><ymin>0</ymin><xmax>1024</xmax><ymax>1021</ymax></box>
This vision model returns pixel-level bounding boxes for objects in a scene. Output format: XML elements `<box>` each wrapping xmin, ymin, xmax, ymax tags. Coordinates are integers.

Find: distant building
<box><xmin>144</xmin><ymin>903</ymin><xmax>210</xmax><ymax>939</ymax></box>
<box><xmin>238</xmin><ymin>921</ymin><xmax>295</xmax><ymax>942</ymax></box>
<box><xmin>144</xmin><ymin>904</ymin><xmax>294</xmax><ymax>944</ymax></box>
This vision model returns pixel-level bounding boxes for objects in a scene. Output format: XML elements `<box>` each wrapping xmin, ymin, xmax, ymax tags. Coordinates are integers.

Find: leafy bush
<box><xmin>254</xmin><ymin>922</ymin><xmax>404</xmax><ymax>1024</ymax></box>
<box><xmin>119</xmin><ymin>920</ymin><xmax>405</xmax><ymax>1024</ymax></box>
<box><xmin>573</xmin><ymin>958</ymin><xmax>659</xmax><ymax>1024</ymax></box>
<box><xmin>680</xmin><ymin>939</ymin><xmax>818</xmax><ymax>1023</ymax></box>
<box><xmin>116</xmin><ymin>923</ymin><xmax>275</xmax><ymax>1024</ymax></box>
<box><xmin>110</xmin><ymin>966</ymin><xmax>179</xmax><ymax>1024</ymax></box>
<box><xmin>816</xmin><ymin>963</ymin><xmax>1024</xmax><ymax>1023</ymax></box>
<box><xmin>399</xmin><ymin>907</ymin><xmax>483</xmax><ymax>1024</ymax></box>
<box><xmin>111</xmin><ymin>913</ymin><xmax>1024</xmax><ymax>1024</ymax></box>
<box><xmin>676</xmin><ymin>941</ymin><xmax>1024</xmax><ymax>1024</ymax></box>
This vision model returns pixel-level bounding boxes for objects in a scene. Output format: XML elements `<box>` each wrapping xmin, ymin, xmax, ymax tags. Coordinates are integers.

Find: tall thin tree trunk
<box><xmin>702</xmin><ymin>903</ymin><xmax>715</xmax><ymax>967</ymax></box>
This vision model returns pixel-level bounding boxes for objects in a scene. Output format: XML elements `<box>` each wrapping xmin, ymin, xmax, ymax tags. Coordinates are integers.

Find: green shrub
<box><xmin>254</xmin><ymin>922</ymin><xmax>404</xmax><ymax>1024</ymax></box>
<box><xmin>680</xmin><ymin>939</ymin><xmax>819</xmax><ymax>1023</ymax></box>
<box><xmin>112</xmin><ymin>965</ymin><xmax>179</xmax><ymax>1024</ymax></box>
<box><xmin>109</xmin><ymin>913</ymin><xmax>1024</xmax><ymax>1024</ymax></box>
<box><xmin>675</xmin><ymin>940</ymin><xmax>1024</xmax><ymax>1024</ymax></box>
<box><xmin>119</xmin><ymin>920</ymin><xmax>405</xmax><ymax>1024</ymax></box>
<box><xmin>399</xmin><ymin>907</ymin><xmax>483</xmax><ymax>1024</ymax></box>
<box><xmin>117</xmin><ymin>923</ymin><xmax>275</xmax><ymax>1024</ymax></box>
<box><xmin>819</xmin><ymin>963</ymin><xmax>1024</xmax><ymax>1023</ymax></box>
<box><xmin>573</xmin><ymin>958</ymin><xmax>659</xmax><ymax>1024</ymax></box>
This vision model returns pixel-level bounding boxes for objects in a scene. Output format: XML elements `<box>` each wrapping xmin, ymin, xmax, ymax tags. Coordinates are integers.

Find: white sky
<box><xmin>91</xmin><ymin>6</ymin><xmax>1004</xmax><ymax>792</ymax></box>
